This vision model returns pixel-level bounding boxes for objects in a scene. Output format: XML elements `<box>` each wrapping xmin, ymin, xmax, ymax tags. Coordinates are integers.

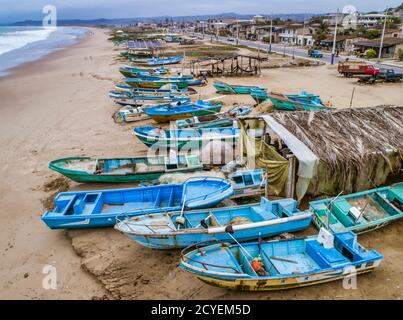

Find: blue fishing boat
<box><xmin>136</xmin><ymin>74</ymin><xmax>194</xmax><ymax>81</ymax></box>
<box><xmin>142</xmin><ymin>100</ymin><xmax>222</xmax><ymax>123</ymax></box>
<box><xmin>41</xmin><ymin>177</ymin><xmax>233</xmax><ymax>229</ymax></box>
<box><xmin>230</xmin><ymin>169</ymin><xmax>265</xmax><ymax>198</ymax></box>
<box><xmin>145</xmin><ymin>56</ymin><xmax>184</xmax><ymax>66</ymax></box>
<box><xmin>180</xmin><ymin>229</ymin><xmax>383</xmax><ymax>291</ymax></box>
<box><xmin>119</xmin><ymin>66</ymin><xmax>170</xmax><ymax>78</ymax></box>
<box><xmin>310</xmin><ymin>183</ymin><xmax>403</xmax><ymax>234</ymax></box>
<box><xmin>113</xmin><ymin>95</ymin><xmax>191</xmax><ymax>107</ymax></box>
<box><xmin>176</xmin><ymin>106</ymin><xmax>251</xmax><ymax>129</ymax></box>
<box><xmin>115</xmin><ymin>197</ymin><xmax>312</xmax><ymax>249</ymax></box>
<box><xmin>111</xmin><ymin>85</ymin><xmax>197</xmax><ymax>97</ymax></box>
<box><xmin>133</xmin><ymin>126</ymin><xmax>239</xmax><ymax>149</ymax></box>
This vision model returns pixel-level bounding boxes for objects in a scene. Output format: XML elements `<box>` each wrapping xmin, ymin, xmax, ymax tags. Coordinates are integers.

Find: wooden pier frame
<box><xmin>190</xmin><ymin>54</ymin><xmax>266</xmax><ymax>77</ymax></box>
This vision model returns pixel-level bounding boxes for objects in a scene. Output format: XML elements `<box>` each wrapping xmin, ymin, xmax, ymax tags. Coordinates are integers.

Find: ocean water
<box><xmin>0</xmin><ymin>26</ymin><xmax>88</xmax><ymax>76</ymax></box>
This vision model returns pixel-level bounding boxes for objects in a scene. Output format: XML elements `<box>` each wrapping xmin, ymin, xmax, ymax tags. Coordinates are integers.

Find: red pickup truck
<box><xmin>338</xmin><ymin>61</ymin><xmax>380</xmax><ymax>77</ymax></box>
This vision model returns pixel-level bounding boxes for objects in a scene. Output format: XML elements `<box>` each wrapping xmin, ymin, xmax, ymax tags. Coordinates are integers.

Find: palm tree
<box><xmin>314</xmin><ymin>21</ymin><xmax>330</xmax><ymax>45</ymax></box>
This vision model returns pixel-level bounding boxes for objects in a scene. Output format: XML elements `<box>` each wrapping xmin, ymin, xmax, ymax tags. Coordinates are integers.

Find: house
<box><xmin>206</xmin><ymin>18</ymin><xmax>235</xmax><ymax>35</ymax></box>
<box><xmin>320</xmin><ymin>35</ymin><xmax>359</xmax><ymax>52</ymax></box>
<box><xmin>227</xmin><ymin>20</ymin><xmax>254</xmax><ymax>39</ymax></box>
<box><xmin>296</xmin><ymin>23</ymin><xmax>316</xmax><ymax>47</ymax></box>
<box><xmin>383</xmin><ymin>28</ymin><xmax>402</xmax><ymax>38</ymax></box>
<box><xmin>278</xmin><ymin>23</ymin><xmax>304</xmax><ymax>45</ymax></box>
<box><xmin>354</xmin><ymin>38</ymin><xmax>403</xmax><ymax>58</ymax></box>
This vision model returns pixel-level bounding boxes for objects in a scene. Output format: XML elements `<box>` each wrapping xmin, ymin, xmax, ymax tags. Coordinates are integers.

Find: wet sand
<box><xmin>0</xmin><ymin>28</ymin><xmax>401</xmax><ymax>299</ymax></box>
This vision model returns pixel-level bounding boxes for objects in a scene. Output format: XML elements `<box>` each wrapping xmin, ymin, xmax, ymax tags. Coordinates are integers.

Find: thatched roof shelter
<box><xmin>239</xmin><ymin>105</ymin><xmax>402</xmax><ymax>200</ymax></box>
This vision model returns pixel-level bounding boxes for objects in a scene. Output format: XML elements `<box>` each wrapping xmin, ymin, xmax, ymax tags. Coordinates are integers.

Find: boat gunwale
<box><xmin>179</xmin><ymin>235</ymin><xmax>383</xmax><ymax>279</ymax></box>
<box><xmin>115</xmin><ymin>209</ymin><xmax>313</xmax><ymax>236</ymax></box>
<box><xmin>268</xmin><ymin>92</ymin><xmax>335</xmax><ymax>110</ymax></box>
<box><xmin>309</xmin><ymin>184</ymin><xmax>403</xmax><ymax>233</ymax></box>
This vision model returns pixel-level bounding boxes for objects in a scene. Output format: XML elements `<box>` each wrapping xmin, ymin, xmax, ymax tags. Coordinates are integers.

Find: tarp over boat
<box><xmin>239</xmin><ymin>105</ymin><xmax>403</xmax><ymax>200</ymax></box>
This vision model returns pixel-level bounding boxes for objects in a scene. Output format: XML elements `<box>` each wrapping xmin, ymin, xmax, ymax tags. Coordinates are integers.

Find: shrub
<box><xmin>365</xmin><ymin>49</ymin><xmax>377</xmax><ymax>59</ymax></box>
<box><xmin>397</xmin><ymin>48</ymin><xmax>403</xmax><ymax>61</ymax></box>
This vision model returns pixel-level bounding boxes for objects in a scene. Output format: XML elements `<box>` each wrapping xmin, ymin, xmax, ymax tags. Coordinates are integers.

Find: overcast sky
<box><xmin>1</xmin><ymin>0</ymin><xmax>401</xmax><ymax>23</ymax></box>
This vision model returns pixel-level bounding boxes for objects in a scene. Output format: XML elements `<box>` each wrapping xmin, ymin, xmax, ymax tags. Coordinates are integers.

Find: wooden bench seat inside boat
<box><xmin>56</xmin><ymin>193</ymin><xmax>103</xmax><ymax>215</ymax></box>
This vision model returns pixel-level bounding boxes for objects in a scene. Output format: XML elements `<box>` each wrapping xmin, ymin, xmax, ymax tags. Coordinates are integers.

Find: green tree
<box><xmin>314</xmin><ymin>21</ymin><xmax>330</xmax><ymax>44</ymax></box>
<box><xmin>386</xmin><ymin>16</ymin><xmax>402</xmax><ymax>29</ymax></box>
<box><xmin>397</xmin><ymin>48</ymin><xmax>403</xmax><ymax>61</ymax></box>
<box><xmin>365</xmin><ymin>29</ymin><xmax>381</xmax><ymax>39</ymax></box>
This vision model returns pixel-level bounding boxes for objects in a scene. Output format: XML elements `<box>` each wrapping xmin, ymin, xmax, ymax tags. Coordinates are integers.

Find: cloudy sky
<box><xmin>1</xmin><ymin>0</ymin><xmax>401</xmax><ymax>23</ymax></box>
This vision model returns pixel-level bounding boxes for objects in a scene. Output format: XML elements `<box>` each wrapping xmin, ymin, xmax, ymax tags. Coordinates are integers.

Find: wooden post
<box><xmin>286</xmin><ymin>154</ymin><xmax>296</xmax><ymax>199</ymax></box>
<box><xmin>265</xmin><ymin>166</ymin><xmax>269</xmax><ymax>198</ymax></box>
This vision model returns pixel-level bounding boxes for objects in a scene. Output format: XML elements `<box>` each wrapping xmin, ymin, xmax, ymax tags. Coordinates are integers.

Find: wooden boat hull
<box><xmin>180</xmin><ymin>232</ymin><xmax>383</xmax><ymax>291</ymax></box>
<box><xmin>48</xmin><ymin>155</ymin><xmax>203</xmax><ymax>183</ymax></box>
<box><xmin>125</xmin><ymin>80</ymin><xmax>190</xmax><ymax>89</ymax></box>
<box><xmin>310</xmin><ymin>183</ymin><xmax>403</xmax><ymax>234</ymax></box>
<box><xmin>147</xmin><ymin>107</ymin><xmax>222</xmax><ymax>123</ymax></box>
<box><xmin>42</xmin><ymin>177</ymin><xmax>233</xmax><ymax>229</ymax></box>
<box><xmin>250</xmin><ymin>89</ymin><xmax>269</xmax><ymax>104</ymax></box>
<box><xmin>268</xmin><ymin>92</ymin><xmax>335</xmax><ymax>111</ymax></box>
<box><xmin>176</xmin><ymin>106</ymin><xmax>251</xmax><ymax>129</ymax></box>
<box><xmin>214</xmin><ymin>81</ymin><xmax>265</xmax><ymax>95</ymax></box>
<box><xmin>133</xmin><ymin>126</ymin><xmax>239</xmax><ymax>150</ymax></box>
<box><xmin>192</xmin><ymin>266</ymin><xmax>378</xmax><ymax>291</ymax></box>
<box><xmin>115</xmin><ymin>198</ymin><xmax>312</xmax><ymax>249</ymax></box>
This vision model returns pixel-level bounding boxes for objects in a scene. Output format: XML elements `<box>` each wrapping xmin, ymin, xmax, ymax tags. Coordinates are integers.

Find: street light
<box><xmin>378</xmin><ymin>8</ymin><xmax>388</xmax><ymax>60</ymax></box>
<box><xmin>269</xmin><ymin>14</ymin><xmax>273</xmax><ymax>53</ymax></box>
<box><xmin>236</xmin><ymin>20</ymin><xmax>239</xmax><ymax>45</ymax></box>
<box><xmin>331</xmin><ymin>8</ymin><xmax>339</xmax><ymax>65</ymax></box>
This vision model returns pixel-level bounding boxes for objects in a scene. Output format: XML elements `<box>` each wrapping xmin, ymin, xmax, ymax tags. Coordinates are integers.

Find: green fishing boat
<box><xmin>310</xmin><ymin>183</ymin><xmax>403</xmax><ymax>234</ymax></box>
<box><xmin>213</xmin><ymin>81</ymin><xmax>266</xmax><ymax>94</ymax></box>
<box><xmin>49</xmin><ymin>155</ymin><xmax>203</xmax><ymax>183</ymax></box>
<box><xmin>254</xmin><ymin>90</ymin><xmax>335</xmax><ymax>111</ymax></box>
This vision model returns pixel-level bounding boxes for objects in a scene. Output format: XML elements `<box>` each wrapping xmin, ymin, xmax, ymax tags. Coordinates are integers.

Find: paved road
<box><xmin>184</xmin><ymin>31</ymin><xmax>403</xmax><ymax>73</ymax></box>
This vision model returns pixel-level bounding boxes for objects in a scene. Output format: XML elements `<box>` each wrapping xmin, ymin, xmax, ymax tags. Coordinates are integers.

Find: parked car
<box><xmin>377</xmin><ymin>69</ymin><xmax>402</xmax><ymax>82</ymax></box>
<box><xmin>308</xmin><ymin>49</ymin><xmax>323</xmax><ymax>58</ymax></box>
<box><xmin>227</xmin><ymin>37</ymin><xmax>236</xmax><ymax>42</ymax></box>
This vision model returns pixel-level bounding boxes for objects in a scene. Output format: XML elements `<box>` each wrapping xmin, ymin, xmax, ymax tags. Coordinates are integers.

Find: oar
<box><xmin>175</xmin><ymin>194</ymin><xmax>187</xmax><ymax>229</ymax></box>
<box><xmin>325</xmin><ymin>190</ymin><xmax>344</xmax><ymax>230</ymax></box>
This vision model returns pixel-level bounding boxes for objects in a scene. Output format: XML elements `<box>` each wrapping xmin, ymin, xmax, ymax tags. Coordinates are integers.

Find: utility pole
<box><xmin>236</xmin><ymin>20</ymin><xmax>239</xmax><ymax>45</ymax></box>
<box><xmin>269</xmin><ymin>14</ymin><xmax>273</xmax><ymax>52</ymax></box>
<box><xmin>302</xmin><ymin>14</ymin><xmax>306</xmax><ymax>47</ymax></box>
<box><xmin>331</xmin><ymin>8</ymin><xmax>339</xmax><ymax>65</ymax></box>
<box><xmin>378</xmin><ymin>8</ymin><xmax>388</xmax><ymax>60</ymax></box>
<box><xmin>202</xmin><ymin>21</ymin><xmax>205</xmax><ymax>39</ymax></box>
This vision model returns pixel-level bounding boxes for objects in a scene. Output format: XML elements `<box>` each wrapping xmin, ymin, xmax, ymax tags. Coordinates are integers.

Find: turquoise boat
<box><xmin>115</xmin><ymin>197</ymin><xmax>312</xmax><ymax>249</ymax></box>
<box><xmin>250</xmin><ymin>88</ymin><xmax>269</xmax><ymax>104</ymax></box>
<box><xmin>124</xmin><ymin>76</ymin><xmax>204</xmax><ymax>89</ymax></box>
<box><xmin>252</xmin><ymin>90</ymin><xmax>335</xmax><ymax>111</ymax></box>
<box><xmin>41</xmin><ymin>177</ymin><xmax>233</xmax><ymax>229</ymax></box>
<box><xmin>119</xmin><ymin>66</ymin><xmax>170</xmax><ymax>78</ymax></box>
<box><xmin>146</xmin><ymin>56</ymin><xmax>184</xmax><ymax>66</ymax></box>
<box><xmin>213</xmin><ymin>81</ymin><xmax>266</xmax><ymax>95</ymax></box>
<box><xmin>310</xmin><ymin>183</ymin><xmax>403</xmax><ymax>234</ymax></box>
<box><xmin>180</xmin><ymin>229</ymin><xmax>383</xmax><ymax>291</ymax></box>
<box><xmin>112</xmin><ymin>95</ymin><xmax>190</xmax><ymax>107</ymax></box>
<box><xmin>133</xmin><ymin>126</ymin><xmax>239</xmax><ymax>150</ymax></box>
<box><xmin>175</xmin><ymin>106</ymin><xmax>251</xmax><ymax>129</ymax></box>
<box><xmin>48</xmin><ymin>155</ymin><xmax>203</xmax><ymax>183</ymax></box>
<box><xmin>112</xmin><ymin>85</ymin><xmax>197</xmax><ymax>97</ymax></box>
<box><xmin>142</xmin><ymin>100</ymin><xmax>222</xmax><ymax>123</ymax></box>
<box><xmin>133</xmin><ymin>56</ymin><xmax>184</xmax><ymax>66</ymax></box>
<box><xmin>230</xmin><ymin>169</ymin><xmax>265</xmax><ymax>198</ymax></box>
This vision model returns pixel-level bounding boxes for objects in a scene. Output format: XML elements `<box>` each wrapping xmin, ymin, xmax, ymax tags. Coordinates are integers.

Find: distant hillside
<box><xmin>10</xmin><ymin>12</ymin><xmax>319</xmax><ymax>27</ymax></box>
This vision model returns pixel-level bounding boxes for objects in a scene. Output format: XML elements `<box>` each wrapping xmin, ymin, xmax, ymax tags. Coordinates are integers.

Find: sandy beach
<box><xmin>0</xmin><ymin>28</ymin><xmax>402</xmax><ymax>300</ymax></box>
